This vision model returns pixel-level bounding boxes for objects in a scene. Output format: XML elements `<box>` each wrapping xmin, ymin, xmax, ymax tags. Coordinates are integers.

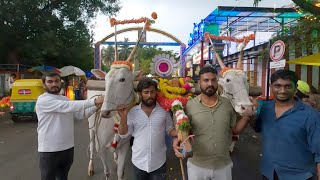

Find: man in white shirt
<box><xmin>36</xmin><ymin>72</ymin><xmax>104</xmax><ymax>180</ymax></box>
<box><xmin>118</xmin><ymin>78</ymin><xmax>177</xmax><ymax>180</ymax></box>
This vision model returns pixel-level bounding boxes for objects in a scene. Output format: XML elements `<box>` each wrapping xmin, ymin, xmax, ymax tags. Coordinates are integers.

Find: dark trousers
<box><xmin>39</xmin><ymin>147</ymin><xmax>74</xmax><ymax>180</ymax></box>
<box><xmin>133</xmin><ymin>162</ymin><xmax>167</xmax><ymax>180</ymax></box>
<box><xmin>262</xmin><ymin>171</ymin><xmax>314</xmax><ymax>180</ymax></box>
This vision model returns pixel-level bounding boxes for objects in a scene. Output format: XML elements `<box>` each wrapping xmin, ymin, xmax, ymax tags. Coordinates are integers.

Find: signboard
<box><xmin>270</xmin><ymin>59</ymin><xmax>286</xmax><ymax>69</ymax></box>
<box><xmin>270</xmin><ymin>40</ymin><xmax>285</xmax><ymax>62</ymax></box>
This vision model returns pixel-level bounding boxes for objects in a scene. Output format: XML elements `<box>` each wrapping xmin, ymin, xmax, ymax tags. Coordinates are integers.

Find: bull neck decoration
<box><xmin>111</xmin><ymin>61</ymin><xmax>133</xmax><ymax>71</ymax></box>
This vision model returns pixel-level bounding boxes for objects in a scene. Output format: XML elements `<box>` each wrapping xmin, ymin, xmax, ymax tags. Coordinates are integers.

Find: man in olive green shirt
<box><xmin>173</xmin><ymin>66</ymin><xmax>250</xmax><ymax>180</ymax></box>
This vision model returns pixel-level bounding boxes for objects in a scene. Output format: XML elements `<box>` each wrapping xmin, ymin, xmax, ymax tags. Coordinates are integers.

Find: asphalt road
<box><xmin>0</xmin><ymin>113</ymin><xmax>262</xmax><ymax>180</ymax></box>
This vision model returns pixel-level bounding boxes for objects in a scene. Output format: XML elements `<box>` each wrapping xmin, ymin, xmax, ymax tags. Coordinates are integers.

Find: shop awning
<box><xmin>286</xmin><ymin>53</ymin><xmax>320</xmax><ymax>66</ymax></box>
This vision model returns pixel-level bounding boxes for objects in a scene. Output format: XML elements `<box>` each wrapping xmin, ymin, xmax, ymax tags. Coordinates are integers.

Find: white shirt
<box><xmin>36</xmin><ymin>93</ymin><xmax>97</xmax><ymax>152</ymax></box>
<box><xmin>7</xmin><ymin>76</ymin><xmax>14</xmax><ymax>89</ymax></box>
<box><xmin>120</xmin><ymin>103</ymin><xmax>174</xmax><ymax>173</ymax></box>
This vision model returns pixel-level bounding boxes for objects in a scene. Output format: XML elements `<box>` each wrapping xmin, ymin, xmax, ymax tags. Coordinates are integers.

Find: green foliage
<box><xmin>171</xmin><ymin>105</ymin><xmax>183</xmax><ymax>112</ymax></box>
<box><xmin>271</xmin><ymin>18</ymin><xmax>320</xmax><ymax>55</ymax></box>
<box><xmin>0</xmin><ymin>0</ymin><xmax>120</xmax><ymax>70</ymax></box>
<box><xmin>178</xmin><ymin>121</ymin><xmax>192</xmax><ymax>132</ymax></box>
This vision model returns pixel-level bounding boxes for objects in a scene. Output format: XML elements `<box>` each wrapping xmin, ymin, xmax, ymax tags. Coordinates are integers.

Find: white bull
<box><xmin>86</xmin><ymin>21</ymin><xmax>145</xmax><ymax>179</ymax></box>
<box><xmin>86</xmin><ymin>68</ymin><xmax>141</xmax><ymax>180</ymax></box>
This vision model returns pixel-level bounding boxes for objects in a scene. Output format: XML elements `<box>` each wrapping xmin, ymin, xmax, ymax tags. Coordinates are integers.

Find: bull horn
<box><xmin>236</xmin><ymin>40</ymin><xmax>248</xmax><ymax>69</ymax></box>
<box><xmin>209</xmin><ymin>38</ymin><xmax>226</xmax><ymax>69</ymax></box>
<box><xmin>127</xmin><ymin>21</ymin><xmax>148</xmax><ymax>63</ymax></box>
<box><xmin>114</xmin><ymin>25</ymin><xmax>119</xmax><ymax>60</ymax></box>
<box><xmin>236</xmin><ymin>50</ymin><xmax>243</xmax><ymax>69</ymax></box>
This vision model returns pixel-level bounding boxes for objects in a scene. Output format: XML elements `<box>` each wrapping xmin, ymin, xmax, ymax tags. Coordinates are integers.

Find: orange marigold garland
<box><xmin>109</xmin><ymin>12</ymin><xmax>158</xmax><ymax>30</ymax></box>
<box><xmin>111</xmin><ymin>61</ymin><xmax>134</xmax><ymax>71</ymax></box>
<box><xmin>204</xmin><ymin>32</ymin><xmax>255</xmax><ymax>43</ymax></box>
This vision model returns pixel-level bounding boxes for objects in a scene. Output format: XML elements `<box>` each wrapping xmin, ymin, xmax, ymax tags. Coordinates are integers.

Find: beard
<box><xmin>200</xmin><ymin>86</ymin><xmax>217</xmax><ymax>97</ymax></box>
<box><xmin>45</xmin><ymin>86</ymin><xmax>61</xmax><ymax>94</ymax></box>
<box><xmin>142</xmin><ymin>98</ymin><xmax>156</xmax><ymax>107</ymax></box>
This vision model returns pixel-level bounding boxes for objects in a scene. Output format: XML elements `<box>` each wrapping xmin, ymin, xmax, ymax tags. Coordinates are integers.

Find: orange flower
<box><xmin>204</xmin><ymin>32</ymin><xmax>255</xmax><ymax>43</ymax></box>
<box><xmin>110</xmin><ymin>18</ymin><xmax>117</xmax><ymax>27</ymax></box>
<box><xmin>151</xmin><ymin>12</ymin><xmax>157</xmax><ymax>20</ymax></box>
<box><xmin>111</xmin><ymin>61</ymin><xmax>133</xmax><ymax>71</ymax></box>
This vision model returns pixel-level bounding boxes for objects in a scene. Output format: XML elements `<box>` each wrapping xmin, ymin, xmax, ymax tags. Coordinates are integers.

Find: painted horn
<box><xmin>126</xmin><ymin>21</ymin><xmax>148</xmax><ymax>63</ymax></box>
<box><xmin>114</xmin><ymin>25</ymin><xmax>119</xmax><ymax>61</ymax></box>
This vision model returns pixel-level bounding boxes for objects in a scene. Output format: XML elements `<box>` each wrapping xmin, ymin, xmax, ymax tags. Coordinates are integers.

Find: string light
<box><xmin>293</xmin><ymin>5</ymin><xmax>320</xmax><ymax>22</ymax></box>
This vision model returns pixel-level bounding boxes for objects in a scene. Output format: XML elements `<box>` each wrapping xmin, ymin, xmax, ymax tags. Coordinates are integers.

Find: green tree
<box><xmin>101</xmin><ymin>45</ymin><xmax>115</xmax><ymax>67</ymax></box>
<box><xmin>0</xmin><ymin>0</ymin><xmax>120</xmax><ymax>70</ymax></box>
<box><xmin>118</xmin><ymin>38</ymin><xmax>132</xmax><ymax>60</ymax></box>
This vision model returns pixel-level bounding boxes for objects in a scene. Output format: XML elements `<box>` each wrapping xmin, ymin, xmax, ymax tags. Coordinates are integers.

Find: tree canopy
<box><xmin>0</xmin><ymin>0</ymin><xmax>120</xmax><ymax>70</ymax></box>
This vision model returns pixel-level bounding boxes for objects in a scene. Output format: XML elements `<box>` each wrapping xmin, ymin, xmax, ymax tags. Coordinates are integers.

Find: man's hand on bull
<box><xmin>117</xmin><ymin>104</ymin><xmax>129</xmax><ymax>120</ymax></box>
<box><xmin>94</xmin><ymin>95</ymin><xmax>104</xmax><ymax>108</ymax></box>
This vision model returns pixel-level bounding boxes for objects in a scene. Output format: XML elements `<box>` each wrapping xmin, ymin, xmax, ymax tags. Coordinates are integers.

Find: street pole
<box><xmin>266</xmin><ymin>40</ymin><xmax>271</xmax><ymax>101</ymax></box>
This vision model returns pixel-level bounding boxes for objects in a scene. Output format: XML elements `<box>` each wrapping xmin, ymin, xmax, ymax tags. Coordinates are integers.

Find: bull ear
<box><xmin>133</xmin><ymin>70</ymin><xmax>143</xmax><ymax>81</ymax></box>
<box><xmin>91</xmin><ymin>69</ymin><xmax>107</xmax><ymax>80</ymax></box>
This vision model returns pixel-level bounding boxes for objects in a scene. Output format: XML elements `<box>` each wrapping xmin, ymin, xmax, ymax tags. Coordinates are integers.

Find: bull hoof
<box><xmin>88</xmin><ymin>169</ymin><xmax>94</xmax><ymax>176</ymax></box>
<box><xmin>88</xmin><ymin>160</ymin><xmax>94</xmax><ymax>176</ymax></box>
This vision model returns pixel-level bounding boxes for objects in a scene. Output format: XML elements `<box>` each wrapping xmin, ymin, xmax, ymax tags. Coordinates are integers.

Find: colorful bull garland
<box><xmin>156</xmin><ymin>77</ymin><xmax>194</xmax><ymax>111</ymax></box>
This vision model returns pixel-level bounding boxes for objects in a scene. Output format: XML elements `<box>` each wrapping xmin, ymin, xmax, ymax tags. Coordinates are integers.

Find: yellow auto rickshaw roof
<box><xmin>13</xmin><ymin>79</ymin><xmax>43</xmax><ymax>86</ymax></box>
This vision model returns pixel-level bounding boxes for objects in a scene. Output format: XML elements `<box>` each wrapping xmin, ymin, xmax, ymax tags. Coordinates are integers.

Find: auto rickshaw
<box><xmin>10</xmin><ymin>79</ymin><xmax>45</xmax><ymax>122</ymax></box>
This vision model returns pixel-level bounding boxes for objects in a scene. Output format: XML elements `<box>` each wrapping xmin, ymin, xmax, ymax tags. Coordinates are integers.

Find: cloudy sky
<box><xmin>92</xmin><ymin>0</ymin><xmax>294</xmax><ymax>52</ymax></box>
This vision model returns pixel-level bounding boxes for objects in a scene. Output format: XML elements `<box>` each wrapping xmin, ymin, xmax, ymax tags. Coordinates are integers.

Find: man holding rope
<box><xmin>36</xmin><ymin>72</ymin><xmax>104</xmax><ymax>180</ymax></box>
<box><xmin>118</xmin><ymin>78</ymin><xmax>178</xmax><ymax>180</ymax></box>
<box><xmin>173</xmin><ymin>66</ymin><xmax>250</xmax><ymax>180</ymax></box>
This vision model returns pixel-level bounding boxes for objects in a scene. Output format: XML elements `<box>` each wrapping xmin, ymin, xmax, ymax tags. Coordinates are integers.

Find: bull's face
<box><xmin>100</xmin><ymin>68</ymin><xmax>135</xmax><ymax>118</ymax></box>
<box><xmin>91</xmin><ymin>68</ymin><xmax>141</xmax><ymax>118</ymax></box>
<box><xmin>219</xmin><ymin>70</ymin><xmax>254</xmax><ymax>116</ymax></box>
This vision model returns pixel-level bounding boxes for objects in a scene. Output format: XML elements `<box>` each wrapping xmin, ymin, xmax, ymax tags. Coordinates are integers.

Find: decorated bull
<box><xmin>205</xmin><ymin>32</ymin><xmax>260</xmax><ymax>151</ymax></box>
<box><xmin>86</xmin><ymin>14</ymin><xmax>154</xmax><ymax>180</ymax></box>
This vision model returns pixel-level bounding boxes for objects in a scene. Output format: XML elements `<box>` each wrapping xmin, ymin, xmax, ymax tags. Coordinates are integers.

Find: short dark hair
<box><xmin>42</xmin><ymin>72</ymin><xmax>61</xmax><ymax>83</ymax></box>
<box><xmin>199</xmin><ymin>65</ymin><xmax>217</xmax><ymax>78</ymax></box>
<box><xmin>271</xmin><ymin>70</ymin><xmax>298</xmax><ymax>85</ymax></box>
<box><xmin>137</xmin><ymin>78</ymin><xmax>158</xmax><ymax>92</ymax></box>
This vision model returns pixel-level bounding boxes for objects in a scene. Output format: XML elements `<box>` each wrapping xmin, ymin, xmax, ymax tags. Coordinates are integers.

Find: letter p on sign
<box><xmin>270</xmin><ymin>40</ymin><xmax>285</xmax><ymax>62</ymax></box>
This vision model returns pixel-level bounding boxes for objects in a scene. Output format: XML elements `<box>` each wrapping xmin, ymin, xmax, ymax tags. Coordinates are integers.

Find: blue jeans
<box><xmin>133</xmin><ymin>162</ymin><xmax>167</xmax><ymax>180</ymax></box>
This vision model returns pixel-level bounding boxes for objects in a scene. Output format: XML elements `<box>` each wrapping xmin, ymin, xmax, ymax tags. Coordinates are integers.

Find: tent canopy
<box><xmin>286</xmin><ymin>53</ymin><xmax>320</xmax><ymax>66</ymax></box>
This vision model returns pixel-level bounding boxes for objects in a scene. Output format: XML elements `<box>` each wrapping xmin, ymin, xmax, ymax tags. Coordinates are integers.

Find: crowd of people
<box><xmin>36</xmin><ymin>67</ymin><xmax>320</xmax><ymax>180</ymax></box>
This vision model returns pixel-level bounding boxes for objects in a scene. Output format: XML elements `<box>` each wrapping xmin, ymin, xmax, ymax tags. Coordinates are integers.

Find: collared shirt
<box><xmin>119</xmin><ymin>103</ymin><xmax>174</xmax><ymax>173</ymax></box>
<box><xmin>256</xmin><ymin>99</ymin><xmax>320</xmax><ymax>180</ymax></box>
<box><xmin>36</xmin><ymin>93</ymin><xmax>97</xmax><ymax>152</ymax></box>
<box><xmin>186</xmin><ymin>95</ymin><xmax>237</xmax><ymax>169</ymax></box>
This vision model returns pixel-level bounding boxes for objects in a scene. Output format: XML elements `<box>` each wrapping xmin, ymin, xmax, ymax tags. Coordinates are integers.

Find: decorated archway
<box><xmin>94</xmin><ymin>27</ymin><xmax>186</xmax><ymax>76</ymax></box>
